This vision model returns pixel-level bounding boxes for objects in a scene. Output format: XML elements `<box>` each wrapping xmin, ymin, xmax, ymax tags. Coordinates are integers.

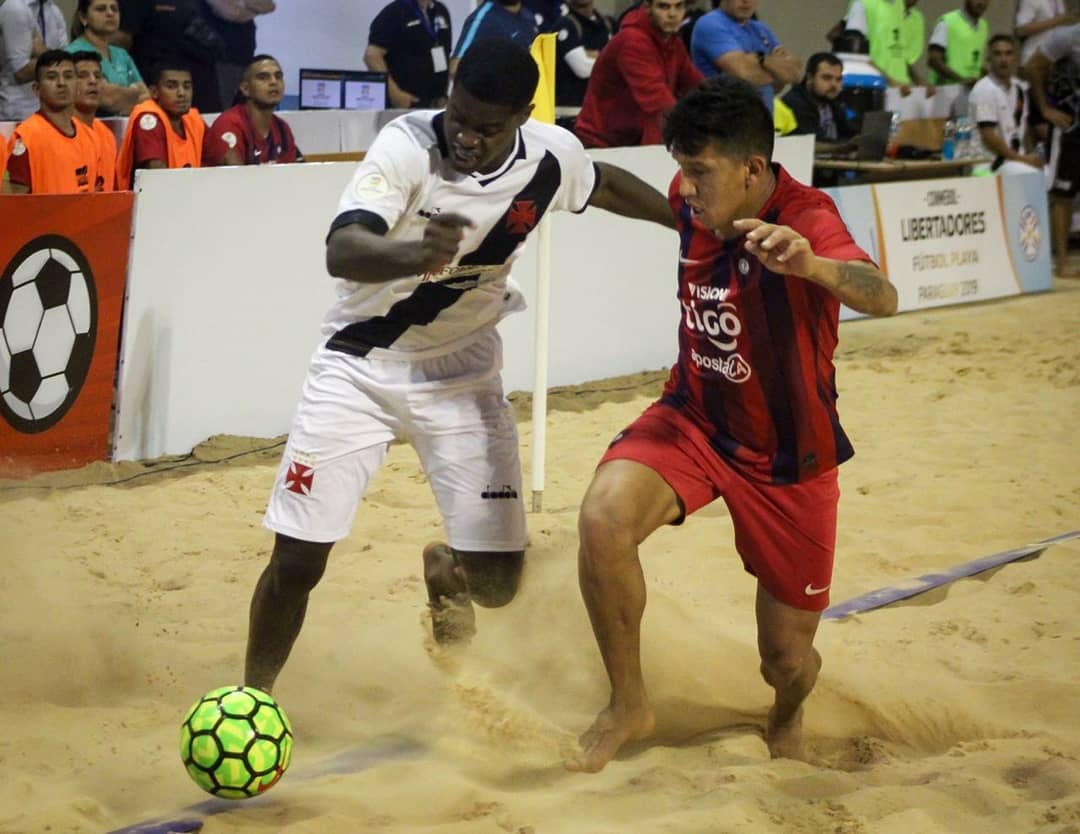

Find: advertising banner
<box><xmin>0</xmin><ymin>193</ymin><xmax>134</xmax><ymax>476</ymax></box>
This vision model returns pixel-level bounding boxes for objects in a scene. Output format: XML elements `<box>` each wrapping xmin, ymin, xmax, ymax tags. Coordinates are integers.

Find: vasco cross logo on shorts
<box><xmin>506</xmin><ymin>200</ymin><xmax>537</xmax><ymax>235</ymax></box>
<box><xmin>284</xmin><ymin>461</ymin><xmax>315</xmax><ymax>495</ymax></box>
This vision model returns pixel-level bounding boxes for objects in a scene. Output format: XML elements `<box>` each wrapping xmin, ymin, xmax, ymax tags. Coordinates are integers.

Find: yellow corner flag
<box><xmin>530</xmin><ymin>33</ymin><xmax>557</xmax><ymax>124</ymax></box>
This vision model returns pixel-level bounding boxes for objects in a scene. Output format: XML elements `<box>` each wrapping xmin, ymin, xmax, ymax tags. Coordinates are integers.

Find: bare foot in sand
<box><xmin>766</xmin><ymin>705</ymin><xmax>808</xmax><ymax>760</ymax></box>
<box><xmin>423</xmin><ymin>542</ymin><xmax>476</xmax><ymax>646</ymax></box>
<box><xmin>565</xmin><ymin>704</ymin><xmax>656</xmax><ymax>773</ymax></box>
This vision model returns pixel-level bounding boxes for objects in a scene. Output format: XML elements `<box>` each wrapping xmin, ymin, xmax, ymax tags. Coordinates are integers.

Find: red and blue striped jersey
<box><xmin>661</xmin><ymin>164</ymin><xmax>874</xmax><ymax>484</ymax></box>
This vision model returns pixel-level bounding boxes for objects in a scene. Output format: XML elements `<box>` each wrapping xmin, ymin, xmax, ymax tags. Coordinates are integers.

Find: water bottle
<box><xmin>942</xmin><ymin>119</ymin><xmax>956</xmax><ymax>160</ymax></box>
<box><xmin>955</xmin><ymin>116</ymin><xmax>971</xmax><ymax>159</ymax></box>
<box><xmin>886</xmin><ymin>111</ymin><xmax>902</xmax><ymax>158</ymax></box>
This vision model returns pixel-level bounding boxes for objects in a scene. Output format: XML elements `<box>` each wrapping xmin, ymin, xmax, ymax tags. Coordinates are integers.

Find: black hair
<box><xmin>663</xmin><ymin>75</ymin><xmax>774</xmax><ymax>160</ymax></box>
<box><xmin>70</xmin><ymin>49</ymin><xmax>103</xmax><ymax>66</ymax></box>
<box><xmin>455</xmin><ymin>38</ymin><xmax>538</xmax><ymax>112</ymax></box>
<box><xmin>34</xmin><ymin>49</ymin><xmax>74</xmax><ymax>82</ymax></box>
<box><xmin>805</xmin><ymin>51</ymin><xmax>842</xmax><ymax>77</ymax></box>
<box><xmin>147</xmin><ymin>57</ymin><xmax>193</xmax><ymax>86</ymax></box>
<box><xmin>248</xmin><ymin>53</ymin><xmax>280</xmax><ymax>69</ymax></box>
<box><xmin>988</xmin><ymin>33</ymin><xmax>1016</xmax><ymax>49</ymax></box>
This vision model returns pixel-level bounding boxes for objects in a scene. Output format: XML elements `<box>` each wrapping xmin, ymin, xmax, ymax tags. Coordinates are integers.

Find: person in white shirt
<box><xmin>1026</xmin><ymin>22</ymin><xmax>1080</xmax><ymax>276</ymax></box>
<box><xmin>0</xmin><ymin>0</ymin><xmax>68</xmax><ymax>121</ymax></box>
<box><xmin>1015</xmin><ymin>0</ymin><xmax>1078</xmax><ymax>65</ymax></box>
<box><xmin>968</xmin><ymin>33</ymin><xmax>1045</xmax><ymax>174</ymax></box>
<box><xmin>242</xmin><ymin>38</ymin><xmax>678</xmax><ymax>694</ymax></box>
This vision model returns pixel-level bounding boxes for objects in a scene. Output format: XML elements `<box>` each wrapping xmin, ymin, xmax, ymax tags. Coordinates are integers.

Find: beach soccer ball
<box><xmin>179</xmin><ymin>685</ymin><xmax>294</xmax><ymax>799</ymax></box>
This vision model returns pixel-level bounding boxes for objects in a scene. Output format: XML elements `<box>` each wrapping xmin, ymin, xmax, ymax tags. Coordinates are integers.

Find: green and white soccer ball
<box><xmin>179</xmin><ymin>685</ymin><xmax>293</xmax><ymax>799</ymax></box>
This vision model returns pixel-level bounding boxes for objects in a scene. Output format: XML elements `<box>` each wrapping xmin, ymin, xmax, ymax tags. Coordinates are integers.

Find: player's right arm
<box><xmin>326</xmin><ymin>212</ymin><xmax>473</xmax><ymax>283</ymax></box>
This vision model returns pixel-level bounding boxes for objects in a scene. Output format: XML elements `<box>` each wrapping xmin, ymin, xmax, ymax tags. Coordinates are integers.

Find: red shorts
<box><xmin>599</xmin><ymin>404</ymin><xmax>840</xmax><ymax>611</ymax></box>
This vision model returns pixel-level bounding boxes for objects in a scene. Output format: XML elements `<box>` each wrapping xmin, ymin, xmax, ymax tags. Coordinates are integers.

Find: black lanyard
<box><xmin>35</xmin><ymin>1</ymin><xmax>47</xmax><ymax>37</ymax></box>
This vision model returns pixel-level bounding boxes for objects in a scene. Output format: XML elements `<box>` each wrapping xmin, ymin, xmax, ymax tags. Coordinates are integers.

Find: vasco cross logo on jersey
<box><xmin>506</xmin><ymin>200</ymin><xmax>537</xmax><ymax>235</ymax></box>
<box><xmin>0</xmin><ymin>235</ymin><xmax>97</xmax><ymax>434</ymax></box>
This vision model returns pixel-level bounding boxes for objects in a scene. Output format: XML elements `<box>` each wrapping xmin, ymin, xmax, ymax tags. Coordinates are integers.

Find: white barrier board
<box><xmin>113</xmin><ymin>145</ymin><xmax>1046</xmax><ymax>462</ymax></box>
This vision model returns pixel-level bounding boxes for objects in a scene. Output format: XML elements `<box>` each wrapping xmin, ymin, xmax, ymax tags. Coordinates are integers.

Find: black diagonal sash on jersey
<box><xmin>326</xmin><ymin>150</ymin><xmax>563</xmax><ymax>357</ymax></box>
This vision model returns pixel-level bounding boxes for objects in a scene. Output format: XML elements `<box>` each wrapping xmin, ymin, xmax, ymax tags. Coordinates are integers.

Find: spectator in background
<box><xmin>117</xmin><ymin>60</ymin><xmax>205</xmax><ymax>188</ymax></box>
<box><xmin>523</xmin><ymin>0</ymin><xmax>563</xmax><ymax>32</ymax></box>
<box><xmin>690</xmin><ymin>0</ymin><xmax>801</xmax><ymax>113</ymax></box>
<box><xmin>116</xmin><ymin>0</ymin><xmax>223</xmax><ymax>113</ymax></box>
<box><xmin>900</xmin><ymin>0</ymin><xmax>934</xmax><ymax>91</ymax></box>
<box><xmin>450</xmin><ymin>0</ymin><xmax>538</xmax><ymax>78</ymax></box>
<box><xmin>554</xmin><ymin>0</ymin><xmax>613</xmax><ymax>123</ymax></box>
<box><xmin>840</xmin><ymin>0</ymin><xmax>933</xmax><ymax>93</ymax></box>
<box><xmin>3</xmin><ymin>50</ymin><xmax>99</xmax><ymax>194</ymax></box>
<box><xmin>1015</xmin><ymin>0</ymin><xmax>1077</xmax><ymax>65</ymax></box>
<box><xmin>203</xmin><ymin>0</ymin><xmax>276</xmax><ymax>109</ymax></box>
<box><xmin>203</xmin><ymin>54</ymin><xmax>302</xmax><ymax>165</ymax></box>
<box><xmin>67</xmin><ymin>0</ymin><xmax>149</xmax><ymax>115</ymax></box>
<box><xmin>928</xmin><ymin>0</ymin><xmax>990</xmax><ymax>85</ymax></box>
<box><xmin>1026</xmin><ymin>22</ymin><xmax>1080</xmax><ymax>277</ymax></box>
<box><xmin>0</xmin><ymin>0</ymin><xmax>69</xmax><ymax>122</ymax></box>
<box><xmin>365</xmin><ymin>0</ymin><xmax>452</xmax><ymax>109</ymax></box>
<box><xmin>575</xmin><ymin>0</ymin><xmax>703</xmax><ymax>147</ymax></box>
<box><xmin>968</xmin><ymin>35</ymin><xmax>1043</xmax><ymax>173</ymax></box>
<box><xmin>71</xmin><ymin>50</ymin><xmax>118</xmax><ymax>190</ymax></box>
<box><xmin>781</xmin><ymin>52</ymin><xmax>857</xmax><ymax>153</ymax></box>
<box><xmin>679</xmin><ymin>0</ymin><xmax>710</xmax><ymax>50</ymax></box>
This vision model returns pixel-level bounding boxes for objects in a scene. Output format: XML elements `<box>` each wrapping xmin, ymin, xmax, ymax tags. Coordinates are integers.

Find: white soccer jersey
<box><xmin>969</xmin><ymin>74</ymin><xmax>1030</xmax><ymax>158</ymax></box>
<box><xmin>323</xmin><ymin>110</ymin><xmax>598</xmax><ymax>360</ymax></box>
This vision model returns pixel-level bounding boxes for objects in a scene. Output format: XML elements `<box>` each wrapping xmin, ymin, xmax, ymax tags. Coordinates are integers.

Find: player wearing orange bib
<box><xmin>117</xmin><ymin>60</ymin><xmax>205</xmax><ymax>188</ymax></box>
<box><xmin>71</xmin><ymin>51</ymin><xmax>119</xmax><ymax>191</ymax></box>
<box><xmin>3</xmin><ymin>50</ymin><xmax>100</xmax><ymax>195</ymax></box>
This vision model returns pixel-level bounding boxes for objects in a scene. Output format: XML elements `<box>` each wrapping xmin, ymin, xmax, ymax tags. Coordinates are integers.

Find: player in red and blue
<box><xmin>567</xmin><ymin>75</ymin><xmax>898</xmax><ymax>773</ymax></box>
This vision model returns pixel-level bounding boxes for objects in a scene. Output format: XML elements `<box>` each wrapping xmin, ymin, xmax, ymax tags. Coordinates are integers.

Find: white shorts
<box><xmin>264</xmin><ymin>330</ymin><xmax>526</xmax><ymax>551</ymax></box>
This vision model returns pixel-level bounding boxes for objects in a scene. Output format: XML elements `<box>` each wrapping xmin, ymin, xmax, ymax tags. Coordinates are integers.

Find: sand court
<box><xmin>1</xmin><ymin>280</ymin><xmax>1078</xmax><ymax>834</ymax></box>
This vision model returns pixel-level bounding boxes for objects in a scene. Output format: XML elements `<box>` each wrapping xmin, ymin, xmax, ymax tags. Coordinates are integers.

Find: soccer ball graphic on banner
<box><xmin>0</xmin><ymin>236</ymin><xmax>96</xmax><ymax>434</ymax></box>
<box><xmin>179</xmin><ymin>686</ymin><xmax>294</xmax><ymax>799</ymax></box>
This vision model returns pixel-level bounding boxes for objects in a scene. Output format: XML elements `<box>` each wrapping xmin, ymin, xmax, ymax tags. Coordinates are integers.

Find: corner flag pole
<box><xmin>528</xmin><ymin>33</ymin><xmax>556</xmax><ymax>513</ymax></box>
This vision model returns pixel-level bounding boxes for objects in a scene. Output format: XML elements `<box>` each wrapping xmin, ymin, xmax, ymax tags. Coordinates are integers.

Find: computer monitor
<box><xmin>298</xmin><ymin>69</ymin><xmax>388</xmax><ymax>111</ymax></box>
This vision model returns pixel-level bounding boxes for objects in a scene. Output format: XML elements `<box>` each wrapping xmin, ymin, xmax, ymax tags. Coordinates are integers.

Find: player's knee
<box><xmin>759</xmin><ymin>646</ymin><xmax>812</xmax><ymax>689</ymax></box>
<box><xmin>269</xmin><ymin>535</ymin><xmax>332</xmax><ymax>594</ymax></box>
<box><xmin>457</xmin><ymin>550</ymin><xmax>523</xmax><ymax>608</ymax></box>
<box><xmin>578</xmin><ymin>498</ymin><xmax>637</xmax><ymax>564</ymax></box>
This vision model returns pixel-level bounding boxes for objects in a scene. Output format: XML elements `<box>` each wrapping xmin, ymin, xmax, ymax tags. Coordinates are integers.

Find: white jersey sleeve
<box><xmin>929</xmin><ymin>18</ymin><xmax>948</xmax><ymax>49</ymax></box>
<box><xmin>533</xmin><ymin>120</ymin><xmax>599</xmax><ymax>215</ymax></box>
<box><xmin>334</xmin><ymin>116</ymin><xmax>428</xmax><ymax>234</ymax></box>
<box><xmin>845</xmin><ymin>0</ymin><xmax>868</xmax><ymax>36</ymax></box>
<box><xmin>968</xmin><ymin>77</ymin><xmax>998</xmax><ymax>124</ymax></box>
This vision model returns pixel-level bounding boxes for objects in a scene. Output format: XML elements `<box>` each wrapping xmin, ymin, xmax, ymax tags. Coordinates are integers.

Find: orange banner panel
<box><xmin>0</xmin><ymin>192</ymin><xmax>134</xmax><ymax>476</ymax></box>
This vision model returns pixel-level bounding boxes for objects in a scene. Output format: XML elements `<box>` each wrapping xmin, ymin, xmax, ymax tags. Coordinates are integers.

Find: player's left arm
<box><xmin>588</xmin><ymin>161</ymin><xmax>676</xmax><ymax>229</ymax></box>
<box><xmin>735</xmin><ymin>217</ymin><xmax>898</xmax><ymax>317</ymax></box>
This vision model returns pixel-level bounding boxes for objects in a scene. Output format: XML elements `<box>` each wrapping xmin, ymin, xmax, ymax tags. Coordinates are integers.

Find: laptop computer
<box><xmin>855</xmin><ymin>110</ymin><xmax>893</xmax><ymax>161</ymax></box>
<box><xmin>298</xmin><ymin>69</ymin><xmax>388</xmax><ymax>111</ymax></box>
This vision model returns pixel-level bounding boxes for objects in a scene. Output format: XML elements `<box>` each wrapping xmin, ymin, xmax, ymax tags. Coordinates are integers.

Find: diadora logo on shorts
<box><xmin>481</xmin><ymin>484</ymin><xmax>519</xmax><ymax>499</ymax></box>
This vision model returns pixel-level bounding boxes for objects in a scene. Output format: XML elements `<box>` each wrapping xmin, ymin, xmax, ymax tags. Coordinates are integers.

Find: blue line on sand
<box><xmin>823</xmin><ymin>529</ymin><xmax>1080</xmax><ymax>621</ymax></box>
<box><xmin>106</xmin><ymin>737</ymin><xmax>423</xmax><ymax>834</ymax></box>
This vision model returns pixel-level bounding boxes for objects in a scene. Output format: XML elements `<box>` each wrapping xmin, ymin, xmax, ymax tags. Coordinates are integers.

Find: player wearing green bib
<box><xmin>900</xmin><ymin>0</ymin><xmax>933</xmax><ymax>89</ymax></box>
<box><xmin>841</xmin><ymin>0</ymin><xmax>933</xmax><ymax>90</ymax></box>
<box><xmin>927</xmin><ymin>0</ymin><xmax>990</xmax><ymax>85</ymax></box>
<box><xmin>844</xmin><ymin>0</ymin><xmax>908</xmax><ymax>83</ymax></box>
